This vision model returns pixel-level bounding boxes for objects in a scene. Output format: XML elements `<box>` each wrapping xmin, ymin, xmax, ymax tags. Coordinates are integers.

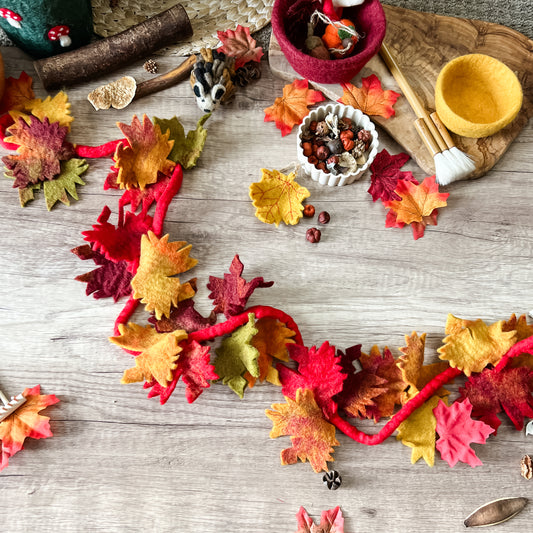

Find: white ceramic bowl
<box><xmin>297</xmin><ymin>103</ymin><xmax>379</xmax><ymax>186</ymax></box>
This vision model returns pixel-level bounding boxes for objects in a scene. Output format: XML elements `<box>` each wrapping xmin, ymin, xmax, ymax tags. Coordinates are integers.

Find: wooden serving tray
<box><xmin>269</xmin><ymin>4</ymin><xmax>533</xmax><ymax>179</ymax></box>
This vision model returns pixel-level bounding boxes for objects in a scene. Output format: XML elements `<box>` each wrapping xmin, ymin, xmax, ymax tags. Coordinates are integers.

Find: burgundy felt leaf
<box><xmin>82</xmin><ymin>205</ymin><xmax>153</xmax><ymax>265</ymax></box>
<box><xmin>207</xmin><ymin>254</ymin><xmax>273</xmax><ymax>317</ymax></box>
<box><xmin>144</xmin><ymin>340</ymin><xmax>218</xmax><ymax>404</ymax></box>
<box><xmin>148</xmin><ymin>298</ymin><xmax>216</xmax><ymax>334</ymax></box>
<box><xmin>278</xmin><ymin>341</ymin><xmax>346</xmax><ymax>418</ymax></box>
<box><xmin>367</xmin><ymin>149</ymin><xmax>416</xmax><ymax>202</ymax></box>
<box><xmin>71</xmin><ymin>244</ymin><xmax>133</xmax><ymax>301</ymax></box>
<box><xmin>434</xmin><ymin>399</ymin><xmax>494</xmax><ymax>467</ymax></box>
<box><xmin>458</xmin><ymin>366</ymin><xmax>533</xmax><ymax>432</ymax></box>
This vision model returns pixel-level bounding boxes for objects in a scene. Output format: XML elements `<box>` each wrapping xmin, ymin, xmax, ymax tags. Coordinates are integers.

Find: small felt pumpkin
<box><xmin>322</xmin><ymin>18</ymin><xmax>358</xmax><ymax>59</ymax></box>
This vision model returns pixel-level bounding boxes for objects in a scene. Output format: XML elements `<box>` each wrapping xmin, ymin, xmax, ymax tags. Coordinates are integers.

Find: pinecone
<box><xmin>143</xmin><ymin>59</ymin><xmax>158</xmax><ymax>74</ymax></box>
<box><xmin>351</xmin><ymin>139</ymin><xmax>366</xmax><ymax>159</ymax></box>
<box><xmin>234</xmin><ymin>63</ymin><xmax>262</xmax><ymax>87</ymax></box>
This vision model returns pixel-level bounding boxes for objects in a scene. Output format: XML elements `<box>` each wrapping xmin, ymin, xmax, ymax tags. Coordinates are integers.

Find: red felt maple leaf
<box><xmin>144</xmin><ymin>340</ymin><xmax>218</xmax><ymax>404</ymax></box>
<box><xmin>278</xmin><ymin>342</ymin><xmax>346</xmax><ymax>418</ymax></box>
<box><xmin>294</xmin><ymin>506</ymin><xmax>345</xmax><ymax>533</ymax></box>
<box><xmin>0</xmin><ymin>385</ymin><xmax>59</xmax><ymax>471</ymax></box>
<box><xmin>206</xmin><ymin>254</ymin><xmax>273</xmax><ymax>318</ymax></box>
<box><xmin>71</xmin><ymin>244</ymin><xmax>133</xmax><ymax>301</ymax></box>
<box><xmin>367</xmin><ymin>149</ymin><xmax>417</xmax><ymax>202</ymax></box>
<box><xmin>82</xmin><ymin>205</ymin><xmax>153</xmax><ymax>265</ymax></box>
<box><xmin>0</xmin><ymin>72</ymin><xmax>34</xmax><ymax>114</ymax></box>
<box><xmin>217</xmin><ymin>25</ymin><xmax>264</xmax><ymax>69</ymax></box>
<box><xmin>148</xmin><ymin>298</ymin><xmax>216</xmax><ymax>334</ymax></box>
<box><xmin>434</xmin><ymin>399</ymin><xmax>494</xmax><ymax>467</ymax></box>
<box><xmin>458</xmin><ymin>365</ymin><xmax>533</xmax><ymax>432</ymax></box>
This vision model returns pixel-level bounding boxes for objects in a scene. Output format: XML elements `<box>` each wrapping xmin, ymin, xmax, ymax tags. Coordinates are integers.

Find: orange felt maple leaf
<box><xmin>115</xmin><ymin>114</ymin><xmax>175</xmax><ymax>189</ymax></box>
<box><xmin>0</xmin><ymin>72</ymin><xmax>34</xmax><ymax>114</ymax></box>
<box><xmin>264</xmin><ymin>79</ymin><xmax>325</xmax><ymax>136</ymax></box>
<box><xmin>338</xmin><ymin>74</ymin><xmax>400</xmax><ymax>119</ymax></box>
<box><xmin>0</xmin><ymin>385</ymin><xmax>59</xmax><ymax>471</ymax></box>
<box><xmin>109</xmin><ymin>322</ymin><xmax>188</xmax><ymax>387</ymax></box>
<box><xmin>131</xmin><ymin>231</ymin><xmax>198</xmax><ymax>320</ymax></box>
<box><xmin>266</xmin><ymin>388</ymin><xmax>339</xmax><ymax>473</ymax></box>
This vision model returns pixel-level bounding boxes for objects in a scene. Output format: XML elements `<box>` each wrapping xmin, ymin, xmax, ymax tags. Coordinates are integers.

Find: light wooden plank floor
<box><xmin>0</xmin><ymin>46</ymin><xmax>532</xmax><ymax>532</ymax></box>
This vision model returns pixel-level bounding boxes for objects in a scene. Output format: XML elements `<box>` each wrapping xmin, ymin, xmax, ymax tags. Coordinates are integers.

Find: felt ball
<box><xmin>323</xmin><ymin>470</ymin><xmax>342</xmax><ymax>490</ymax></box>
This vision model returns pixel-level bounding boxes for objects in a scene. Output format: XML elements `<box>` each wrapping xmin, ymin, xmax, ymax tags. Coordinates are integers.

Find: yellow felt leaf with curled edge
<box><xmin>266</xmin><ymin>388</ymin><xmax>339</xmax><ymax>473</ymax></box>
<box><xmin>249</xmin><ymin>168</ymin><xmax>310</xmax><ymax>226</ymax></box>
<box><xmin>438</xmin><ymin>315</ymin><xmax>516</xmax><ymax>376</ymax></box>
<box><xmin>396</xmin><ymin>395</ymin><xmax>441</xmax><ymax>467</ymax></box>
<box><xmin>131</xmin><ymin>231</ymin><xmax>198</xmax><ymax>320</ymax></box>
<box><xmin>110</xmin><ymin>322</ymin><xmax>188</xmax><ymax>386</ymax></box>
<box><xmin>10</xmin><ymin>91</ymin><xmax>74</xmax><ymax>131</ymax></box>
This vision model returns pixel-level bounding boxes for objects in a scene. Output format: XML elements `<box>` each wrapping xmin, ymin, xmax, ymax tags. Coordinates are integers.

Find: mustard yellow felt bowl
<box><xmin>435</xmin><ymin>54</ymin><xmax>523</xmax><ymax>138</ymax></box>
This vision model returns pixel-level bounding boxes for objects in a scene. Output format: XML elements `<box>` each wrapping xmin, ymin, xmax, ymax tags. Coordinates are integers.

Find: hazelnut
<box><xmin>318</xmin><ymin>211</ymin><xmax>330</xmax><ymax>224</ymax></box>
<box><xmin>306</xmin><ymin>227</ymin><xmax>321</xmax><ymax>243</ymax></box>
<box><xmin>326</xmin><ymin>138</ymin><xmax>344</xmax><ymax>155</ymax></box>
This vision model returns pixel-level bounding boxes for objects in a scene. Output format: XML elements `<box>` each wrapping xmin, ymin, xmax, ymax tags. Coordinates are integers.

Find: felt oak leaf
<box><xmin>245</xmin><ymin>317</ymin><xmax>296</xmax><ymax>388</ymax></box>
<box><xmin>207</xmin><ymin>254</ymin><xmax>273</xmax><ymax>318</ymax></box>
<box><xmin>43</xmin><ymin>158</ymin><xmax>88</xmax><ymax>211</ymax></box>
<box><xmin>367</xmin><ymin>149</ymin><xmax>416</xmax><ymax>202</ymax></box>
<box><xmin>249</xmin><ymin>168</ymin><xmax>310</xmax><ymax>226</ymax></box>
<box><xmin>154</xmin><ymin>114</ymin><xmax>210</xmax><ymax>169</ymax></box>
<box><xmin>3</xmin><ymin>116</ymin><xmax>74</xmax><ymax>189</ymax></box>
<box><xmin>396</xmin><ymin>395</ymin><xmax>440</xmax><ymax>467</ymax></box>
<box><xmin>0</xmin><ymin>385</ymin><xmax>59</xmax><ymax>471</ymax></box>
<box><xmin>110</xmin><ymin>322</ymin><xmax>188</xmax><ymax>387</ymax></box>
<box><xmin>72</xmin><ymin>245</ymin><xmax>133</xmax><ymax>301</ymax></box>
<box><xmin>264</xmin><ymin>79</ymin><xmax>325</xmax><ymax>136</ymax></box>
<box><xmin>0</xmin><ymin>72</ymin><xmax>34</xmax><ymax>114</ymax></box>
<box><xmin>131</xmin><ymin>231</ymin><xmax>198</xmax><ymax>320</ymax></box>
<box><xmin>503</xmin><ymin>313</ymin><xmax>533</xmax><ymax>342</ymax></box>
<box><xmin>144</xmin><ymin>340</ymin><xmax>218</xmax><ymax>404</ymax></box>
<box><xmin>115</xmin><ymin>114</ymin><xmax>175</xmax><ymax>189</ymax></box>
<box><xmin>338</xmin><ymin>74</ymin><xmax>400</xmax><ymax>119</ymax></box>
<box><xmin>434</xmin><ymin>398</ymin><xmax>494</xmax><ymax>467</ymax></box>
<box><xmin>294</xmin><ymin>506</ymin><xmax>345</xmax><ymax>533</ymax></box>
<box><xmin>279</xmin><ymin>342</ymin><xmax>346</xmax><ymax>418</ymax></box>
<box><xmin>214</xmin><ymin>313</ymin><xmax>259</xmax><ymax>398</ymax></box>
<box><xmin>266</xmin><ymin>388</ymin><xmax>339</xmax><ymax>473</ymax></box>
<box><xmin>459</xmin><ymin>366</ymin><xmax>533</xmax><ymax>432</ymax></box>
<box><xmin>217</xmin><ymin>25</ymin><xmax>264</xmax><ymax>69</ymax></box>
<box><xmin>383</xmin><ymin>176</ymin><xmax>449</xmax><ymax>240</ymax></box>
<box><xmin>438</xmin><ymin>317</ymin><xmax>517</xmax><ymax>376</ymax></box>
<box><xmin>11</xmin><ymin>91</ymin><xmax>73</xmax><ymax>131</ymax></box>
<box><xmin>149</xmin><ymin>299</ymin><xmax>216</xmax><ymax>334</ymax></box>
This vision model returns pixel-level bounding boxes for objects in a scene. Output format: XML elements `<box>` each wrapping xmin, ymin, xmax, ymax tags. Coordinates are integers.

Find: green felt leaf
<box><xmin>154</xmin><ymin>114</ymin><xmax>210</xmax><ymax>169</ymax></box>
<box><xmin>214</xmin><ymin>313</ymin><xmax>259</xmax><ymax>398</ymax></box>
<box><xmin>43</xmin><ymin>158</ymin><xmax>88</xmax><ymax>211</ymax></box>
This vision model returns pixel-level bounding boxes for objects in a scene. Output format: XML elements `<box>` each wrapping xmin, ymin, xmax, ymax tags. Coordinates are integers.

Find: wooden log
<box><xmin>33</xmin><ymin>4</ymin><xmax>193</xmax><ymax>91</ymax></box>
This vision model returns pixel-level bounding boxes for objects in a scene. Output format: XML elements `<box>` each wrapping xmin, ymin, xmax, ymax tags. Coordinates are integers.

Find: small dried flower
<box><xmin>143</xmin><ymin>59</ymin><xmax>158</xmax><ymax>74</ymax></box>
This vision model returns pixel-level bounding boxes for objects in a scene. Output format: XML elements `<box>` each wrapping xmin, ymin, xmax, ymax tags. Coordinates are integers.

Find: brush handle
<box><xmin>414</xmin><ymin>118</ymin><xmax>440</xmax><ymax>157</ymax></box>
<box><xmin>430</xmin><ymin>111</ymin><xmax>457</xmax><ymax>150</ymax></box>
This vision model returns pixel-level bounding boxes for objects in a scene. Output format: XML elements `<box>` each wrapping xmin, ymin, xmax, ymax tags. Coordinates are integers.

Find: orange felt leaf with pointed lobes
<box><xmin>110</xmin><ymin>322</ymin><xmax>188</xmax><ymax>387</ymax></box>
<box><xmin>0</xmin><ymin>72</ymin><xmax>34</xmax><ymax>114</ymax></box>
<box><xmin>266</xmin><ymin>388</ymin><xmax>339</xmax><ymax>473</ymax></box>
<box><xmin>131</xmin><ymin>231</ymin><xmax>198</xmax><ymax>320</ymax></box>
<box><xmin>114</xmin><ymin>114</ymin><xmax>175</xmax><ymax>189</ymax></box>
<box><xmin>338</xmin><ymin>74</ymin><xmax>400</xmax><ymax>119</ymax></box>
<box><xmin>438</xmin><ymin>315</ymin><xmax>517</xmax><ymax>376</ymax></box>
<box><xmin>264</xmin><ymin>79</ymin><xmax>325</xmax><ymax>136</ymax></box>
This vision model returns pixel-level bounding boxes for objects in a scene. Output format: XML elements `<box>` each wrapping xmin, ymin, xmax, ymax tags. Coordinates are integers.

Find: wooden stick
<box><xmin>430</xmin><ymin>111</ymin><xmax>457</xmax><ymax>150</ymax></box>
<box><xmin>34</xmin><ymin>4</ymin><xmax>193</xmax><ymax>91</ymax></box>
<box><xmin>414</xmin><ymin>118</ymin><xmax>440</xmax><ymax>156</ymax></box>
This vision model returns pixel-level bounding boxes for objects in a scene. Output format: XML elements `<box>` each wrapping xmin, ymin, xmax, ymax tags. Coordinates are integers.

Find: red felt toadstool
<box><xmin>48</xmin><ymin>25</ymin><xmax>72</xmax><ymax>47</ymax></box>
<box><xmin>0</xmin><ymin>8</ymin><xmax>22</xmax><ymax>28</ymax></box>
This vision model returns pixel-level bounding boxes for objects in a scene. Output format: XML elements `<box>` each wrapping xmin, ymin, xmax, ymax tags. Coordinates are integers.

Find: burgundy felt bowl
<box><xmin>271</xmin><ymin>0</ymin><xmax>387</xmax><ymax>84</ymax></box>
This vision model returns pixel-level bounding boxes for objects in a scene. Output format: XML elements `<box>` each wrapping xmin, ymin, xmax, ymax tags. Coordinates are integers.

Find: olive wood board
<box><xmin>269</xmin><ymin>4</ymin><xmax>533</xmax><ymax>180</ymax></box>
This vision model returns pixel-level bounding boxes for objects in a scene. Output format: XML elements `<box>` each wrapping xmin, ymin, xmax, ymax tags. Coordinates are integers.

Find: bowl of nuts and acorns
<box><xmin>297</xmin><ymin>102</ymin><xmax>378</xmax><ymax>186</ymax></box>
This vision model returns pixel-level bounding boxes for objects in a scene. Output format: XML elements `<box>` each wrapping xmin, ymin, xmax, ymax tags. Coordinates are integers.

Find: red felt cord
<box><xmin>74</xmin><ymin>139</ymin><xmax>127</xmax><ymax>158</ymax></box>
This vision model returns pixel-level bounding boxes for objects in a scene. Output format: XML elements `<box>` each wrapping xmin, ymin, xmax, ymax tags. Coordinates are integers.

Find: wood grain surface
<box><xmin>270</xmin><ymin>4</ymin><xmax>533</xmax><ymax>179</ymax></box>
<box><xmin>0</xmin><ymin>45</ymin><xmax>532</xmax><ymax>533</ymax></box>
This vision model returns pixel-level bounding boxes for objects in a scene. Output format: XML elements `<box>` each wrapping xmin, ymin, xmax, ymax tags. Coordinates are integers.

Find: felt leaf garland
<box><xmin>266</xmin><ymin>388</ymin><xmax>339</xmax><ymax>473</ymax></box>
<box><xmin>207</xmin><ymin>254</ymin><xmax>273</xmax><ymax>318</ymax></box>
<box><xmin>367</xmin><ymin>149</ymin><xmax>416</xmax><ymax>202</ymax></box>
<box><xmin>249</xmin><ymin>168</ymin><xmax>310</xmax><ymax>226</ymax></box>
<box><xmin>338</xmin><ymin>74</ymin><xmax>400</xmax><ymax>119</ymax></box>
<box><xmin>217</xmin><ymin>25</ymin><xmax>264</xmax><ymax>69</ymax></box>
<box><xmin>0</xmin><ymin>72</ymin><xmax>34</xmax><ymax>114</ymax></box>
<box><xmin>149</xmin><ymin>299</ymin><xmax>216</xmax><ymax>334</ymax></box>
<box><xmin>42</xmin><ymin>158</ymin><xmax>87</xmax><ymax>210</ymax></box>
<box><xmin>294</xmin><ymin>506</ymin><xmax>345</xmax><ymax>533</ymax></box>
<box><xmin>434</xmin><ymin>398</ymin><xmax>494</xmax><ymax>467</ymax></box>
<box><xmin>264</xmin><ymin>79</ymin><xmax>325</xmax><ymax>136</ymax></box>
<box><xmin>153</xmin><ymin>114</ymin><xmax>210</xmax><ymax>170</ymax></box>
<box><xmin>0</xmin><ymin>385</ymin><xmax>59</xmax><ymax>471</ymax></box>
<box><xmin>110</xmin><ymin>322</ymin><xmax>188</xmax><ymax>387</ymax></box>
<box><xmin>11</xmin><ymin>91</ymin><xmax>73</xmax><ymax>131</ymax></box>
<box><xmin>115</xmin><ymin>114</ymin><xmax>174</xmax><ymax>189</ymax></box>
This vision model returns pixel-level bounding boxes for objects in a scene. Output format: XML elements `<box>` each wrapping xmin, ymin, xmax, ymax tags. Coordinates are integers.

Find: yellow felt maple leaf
<box><xmin>245</xmin><ymin>317</ymin><xmax>296</xmax><ymax>387</ymax></box>
<box><xmin>396</xmin><ymin>395</ymin><xmax>441</xmax><ymax>466</ymax></box>
<box><xmin>249</xmin><ymin>168</ymin><xmax>310</xmax><ymax>226</ymax></box>
<box><xmin>266</xmin><ymin>388</ymin><xmax>339</xmax><ymax>473</ymax></box>
<box><xmin>131</xmin><ymin>231</ymin><xmax>198</xmax><ymax>320</ymax></box>
<box><xmin>110</xmin><ymin>322</ymin><xmax>188</xmax><ymax>386</ymax></box>
<box><xmin>0</xmin><ymin>72</ymin><xmax>34</xmax><ymax>114</ymax></box>
<box><xmin>10</xmin><ymin>91</ymin><xmax>74</xmax><ymax>131</ymax></box>
<box><xmin>438</xmin><ymin>315</ymin><xmax>517</xmax><ymax>376</ymax></box>
<box><xmin>115</xmin><ymin>114</ymin><xmax>175</xmax><ymax>189</ymax></box>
